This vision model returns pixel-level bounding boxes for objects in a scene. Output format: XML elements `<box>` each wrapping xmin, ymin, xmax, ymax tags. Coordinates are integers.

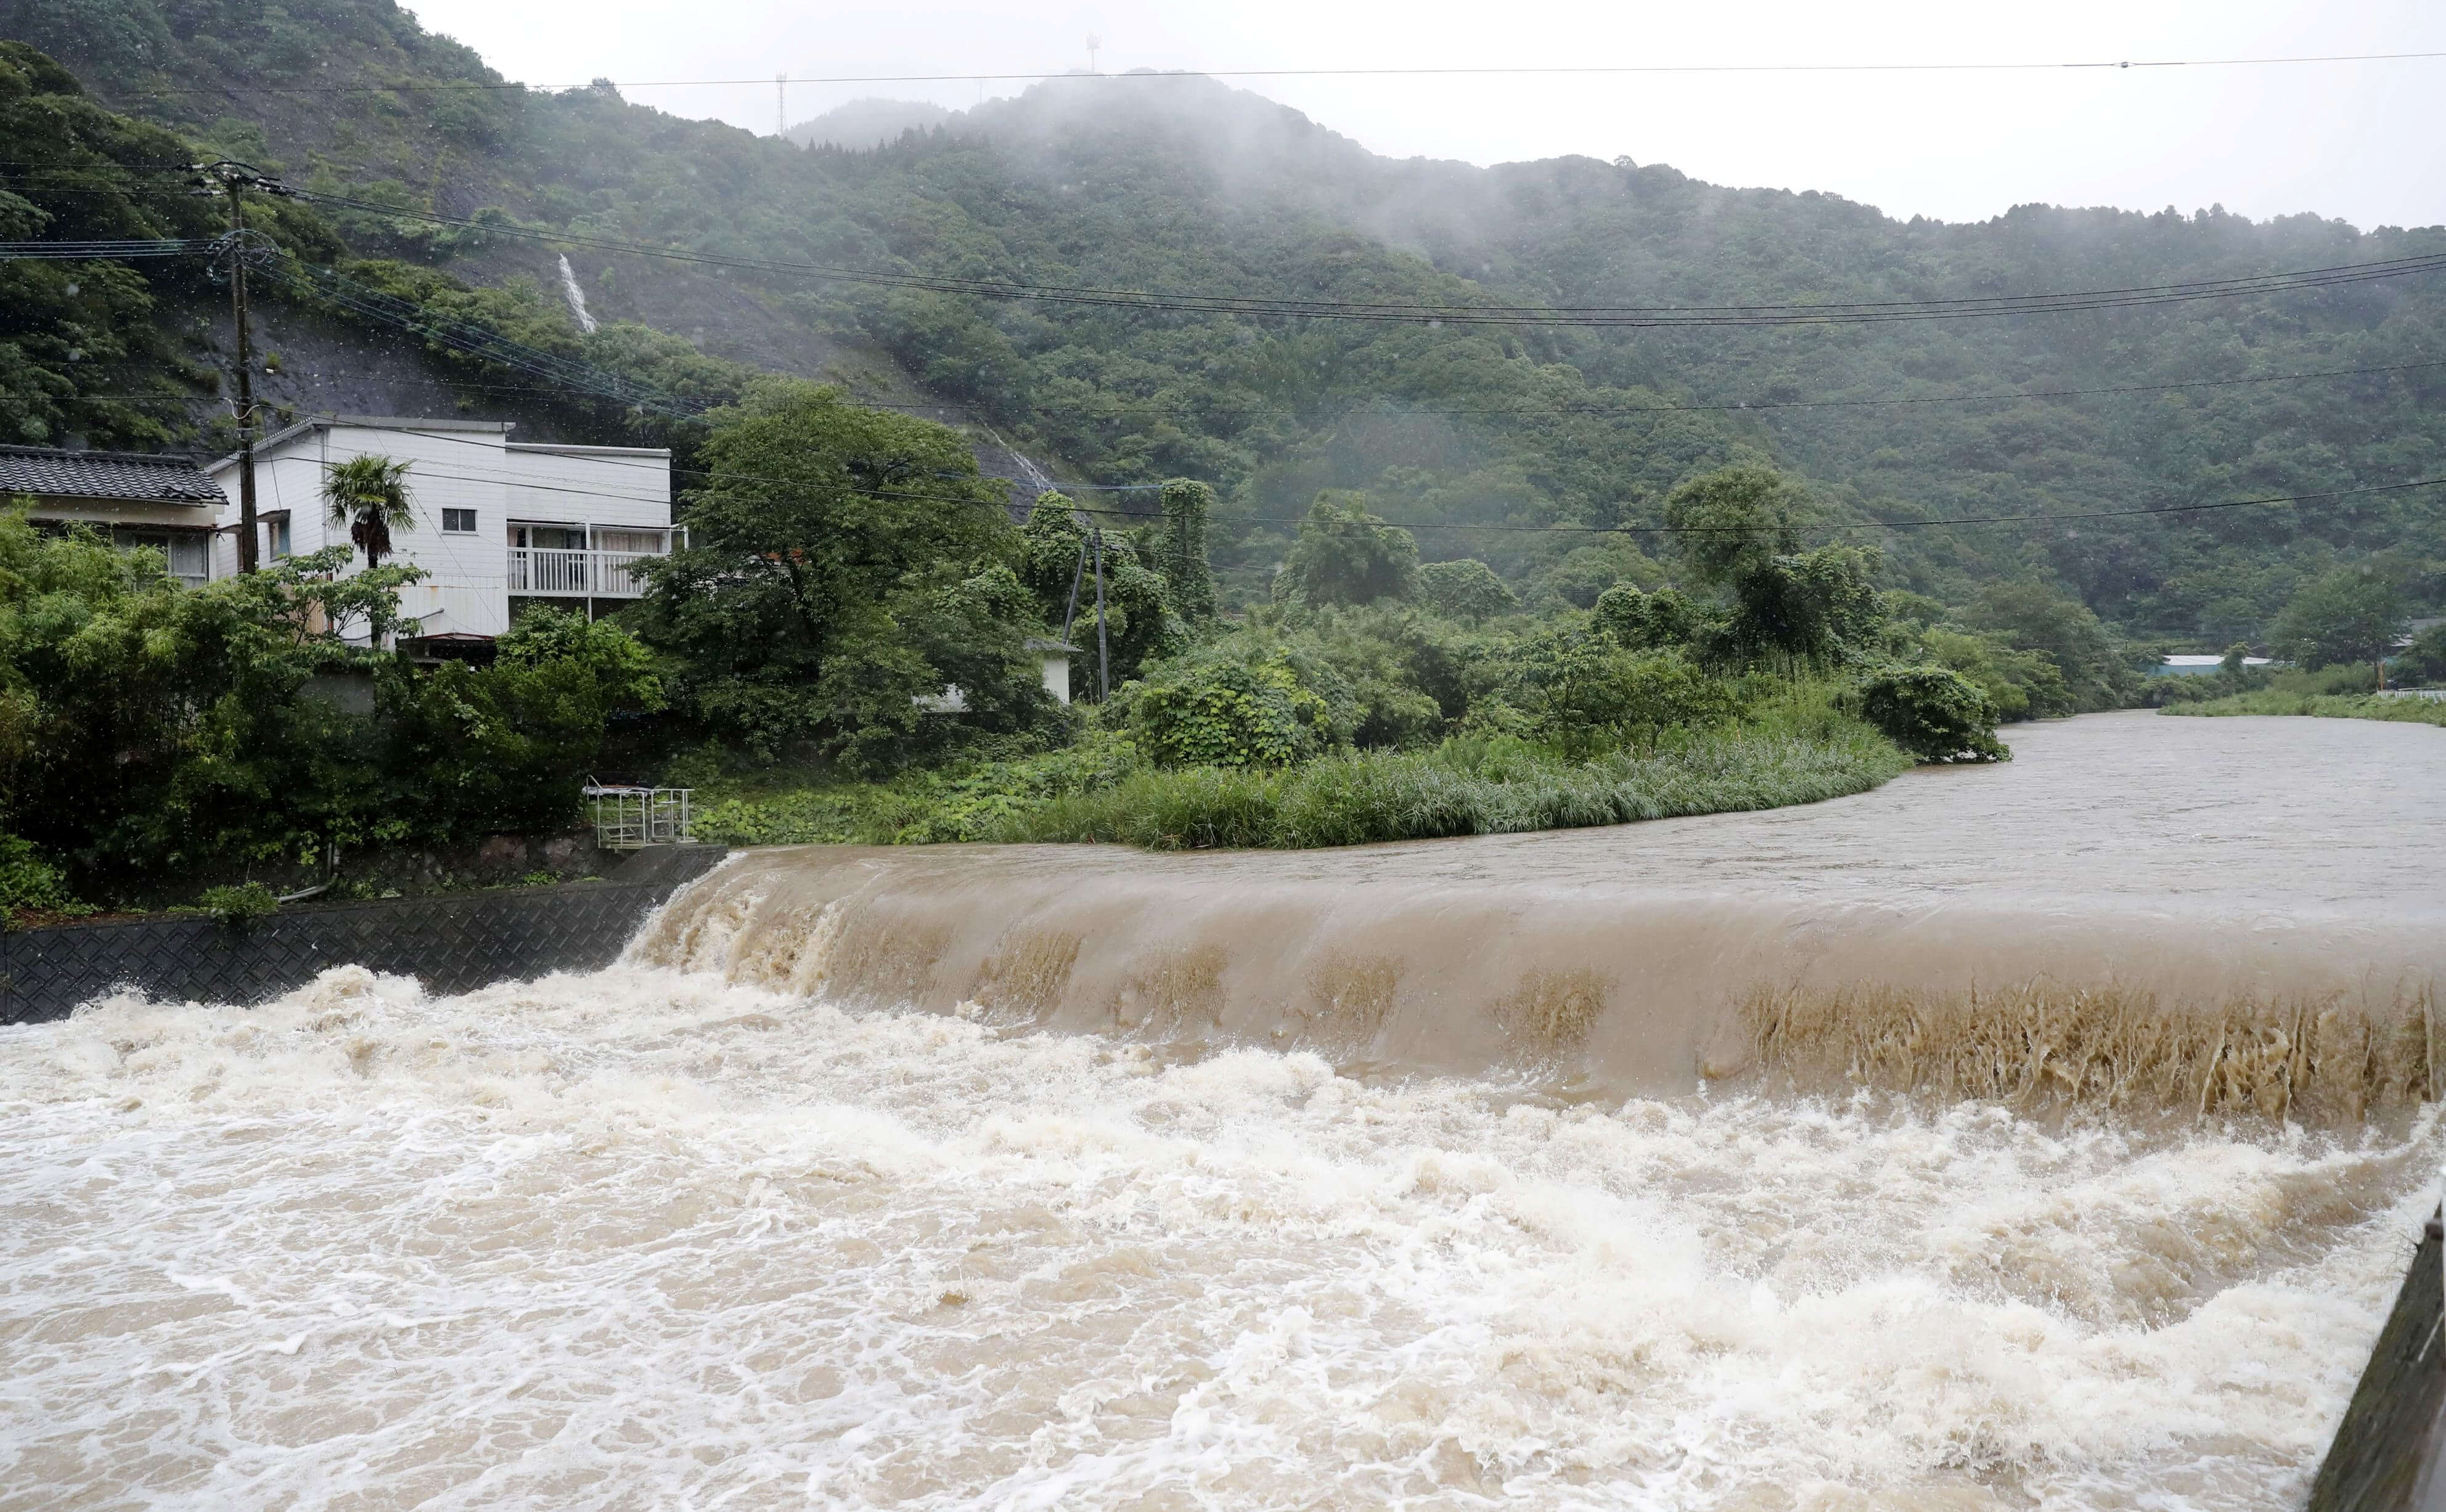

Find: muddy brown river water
<box><xmin>3</xmin><ymin>711</ymin><xmax>2440</xmax><ymax>1509</ymax></box>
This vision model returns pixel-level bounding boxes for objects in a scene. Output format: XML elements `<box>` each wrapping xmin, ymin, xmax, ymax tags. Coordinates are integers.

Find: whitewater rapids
<box><xmin>3</xmin><ymin>712</ymin><xmax>2441</xmax><ymax>1508</ymax></box>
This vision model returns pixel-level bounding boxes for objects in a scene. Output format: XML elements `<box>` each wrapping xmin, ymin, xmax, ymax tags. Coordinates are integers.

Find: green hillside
<box><xmin>4</xmin><ymin>0</ymin><xmax>2442</xmax><ymax>639</ymax></box>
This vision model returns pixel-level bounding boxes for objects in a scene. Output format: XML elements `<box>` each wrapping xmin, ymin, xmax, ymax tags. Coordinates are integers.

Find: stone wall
<box><xmin>0</xmin><ymin>845</ymin><xmax>729</xmax><ymax>1026</ymax></box>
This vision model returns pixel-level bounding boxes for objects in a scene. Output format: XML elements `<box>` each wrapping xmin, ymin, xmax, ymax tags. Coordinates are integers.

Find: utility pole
<box><xmin>217</xmin><ymin>163</ymin><xmax>261</xmax><ymax>574</ymax></box>
<box><xmin>1091</xmin><ymin>526</ymin><xmax>1110</xmax><ymax>701</ymax></box>
<box><xmin>775</xmin><ymin>73</ymin><xmax>786</xmax><ymax>137</ymax></box>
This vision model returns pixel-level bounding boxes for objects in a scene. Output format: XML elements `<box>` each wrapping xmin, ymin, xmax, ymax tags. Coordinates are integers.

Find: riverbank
<box><xmin>693</xmin><ymin>693</ymin><xmax>1915</xmax><ymax>851</ymax></box>
<box><xmin>2162</xmin><ymin>690</ymin><xmax>2446</xmax><ymax>727</ymax></box>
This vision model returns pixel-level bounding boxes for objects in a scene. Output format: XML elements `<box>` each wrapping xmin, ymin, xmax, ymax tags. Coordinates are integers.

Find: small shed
<box><xmin>1025</xmin><ymin>637</ymin><xmax>1079</xmax><ymax>705</ymax></box>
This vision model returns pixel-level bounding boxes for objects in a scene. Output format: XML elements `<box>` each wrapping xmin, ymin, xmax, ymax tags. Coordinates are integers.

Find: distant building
<box><xmin>207</xmin><ymin>416</ymin><xmax>677</xmax><ymax>643</ymax></box>
<box><xmin>0</xmin><ymin>444</ymin><xmax>226</xmax><ymax>587</ymax></box>
<box><xmin>2157</xmin><ymin>654</ymin><xmax>2273</xmax><ymax>676</ymax></box>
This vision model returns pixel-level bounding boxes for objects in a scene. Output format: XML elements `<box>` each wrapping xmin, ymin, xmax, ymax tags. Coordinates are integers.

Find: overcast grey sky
<box><xmin>403</xmin><ymin>0</ymin><xmax>2443</xmax><ymax>230</ymax></box>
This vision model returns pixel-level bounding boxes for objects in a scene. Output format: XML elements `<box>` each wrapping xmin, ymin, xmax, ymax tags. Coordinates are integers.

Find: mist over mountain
<box><xmin>2</xmin><ymin>0</ymin><xmax>2441</xmax><ymax>636</ymax></box>
<box><xmin>784</xmin><ymin>98</ymin><xmax>956</xmax><ymax>152</ymax></box>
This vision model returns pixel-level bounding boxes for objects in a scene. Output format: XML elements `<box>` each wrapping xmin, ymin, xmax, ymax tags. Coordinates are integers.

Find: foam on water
<box><xmin>2</xmin><ymin>962</ymin><xmax>2433</xmax><ymax>1510</ymax></box>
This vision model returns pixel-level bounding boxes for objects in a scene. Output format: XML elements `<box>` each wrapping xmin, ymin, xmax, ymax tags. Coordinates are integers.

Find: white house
<box><xmin>207</xmin><ymin>415</ymin><xmax>677</xmax><ymax>642</ymax></box>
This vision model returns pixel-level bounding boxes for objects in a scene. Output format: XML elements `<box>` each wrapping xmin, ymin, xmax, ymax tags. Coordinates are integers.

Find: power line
<box><xmin>0</xmin><ymin>237</ymin><xmax>222</xmax><ymax>259</ymax></box>
<box><xmin>240</xmin><ymin>433</ymin><xmax>2446</xmax><ymax>539</ymax></box>
<box><xmin>62</xmin><ymin>353</ymin><xmax>2446</xmax><ymax>424</ymax></box>
<box><xmin>284</xmin><ymin>188</ymin><xmax>2446</xmax><ymax>329</ymax></box>
<box><xmin>102</xmin><ymin>49</ymin><xmax>2446</xmax><ymax>96</ymax></box>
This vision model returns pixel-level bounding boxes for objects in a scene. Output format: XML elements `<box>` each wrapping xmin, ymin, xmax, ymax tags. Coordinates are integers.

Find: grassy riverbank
<box><xmin>2161</xmin><ymin>691</ymin><xmax>2446</xmax><ymax>728</ymax></box>
<box><xmin>693</xmin><ymin>687</ymin><xmax>1915</xmax><ymax>851</ymax></box>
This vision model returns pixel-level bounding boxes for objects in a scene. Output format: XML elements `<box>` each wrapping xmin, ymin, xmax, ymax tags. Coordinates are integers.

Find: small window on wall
<box><xmin>441</xmin><ymin>508</ymin><xmax>478</xmax><ymax>534</ymax></box>
<box><xmin>268</xmin><ymin>517</ymin><xmax>292</xmax><ymax>559</ymax></box>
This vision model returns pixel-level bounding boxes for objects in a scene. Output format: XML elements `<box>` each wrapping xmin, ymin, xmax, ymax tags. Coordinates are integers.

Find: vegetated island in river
<box><xmin>690</xmin><ymin>688</ymin><xmax>1916</xmax><ymax>852</ymax></box>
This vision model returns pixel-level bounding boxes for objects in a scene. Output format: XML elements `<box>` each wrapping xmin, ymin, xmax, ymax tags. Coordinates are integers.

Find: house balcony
<box><xmin>507</xmin><ymin>547</ymin><xmax>662</xmax><ymax>599</ymax></box>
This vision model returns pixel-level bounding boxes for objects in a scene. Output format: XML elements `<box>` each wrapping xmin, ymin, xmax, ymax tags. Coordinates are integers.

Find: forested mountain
<box><xmin>4</xmin><ymin>0</ymin><xmax>2442</xmax><ymax>639</ymax></box>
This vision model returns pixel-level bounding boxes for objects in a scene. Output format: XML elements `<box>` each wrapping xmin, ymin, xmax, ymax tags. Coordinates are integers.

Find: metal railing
<box><xmin>509</xmin><ymin>547</ymin><xmax>660</xmax><ymax>597</ymax></box>
<box><xmin>586</xmin><ymin>785</ymin><xmax>695</xmax><ymax>849</ymax></box>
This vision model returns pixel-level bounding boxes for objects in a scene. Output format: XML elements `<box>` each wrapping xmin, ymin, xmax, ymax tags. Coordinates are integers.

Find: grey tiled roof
<box><xmin>0</xmin><ymin>445</ymin><xmax>224</xmax><ymax>505</ymax></box>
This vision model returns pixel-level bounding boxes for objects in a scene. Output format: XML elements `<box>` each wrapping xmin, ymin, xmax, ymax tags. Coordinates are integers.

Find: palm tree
<box><xmin>322</xmin><ymin>455</ymin><xmax>417</xmax><ymax>570</ymax></box>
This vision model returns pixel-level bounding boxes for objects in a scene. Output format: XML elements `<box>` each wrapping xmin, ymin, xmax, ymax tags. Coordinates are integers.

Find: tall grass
<box><xmin>989</xmin><ymin>726</ymin><xmax>1910</xmax><ymax>850</ymax></box>
<box><xmin>2162</xmin><ymin>691</ymin><xmax>2446</xmax><ymax>728</ymax></box>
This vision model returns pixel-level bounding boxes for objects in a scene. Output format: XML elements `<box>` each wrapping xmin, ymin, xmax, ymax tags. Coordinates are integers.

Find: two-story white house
<box><xmin>207</xmin><ymin>415</ymin><xmax>677</xmax><ymax>642</ymax></box>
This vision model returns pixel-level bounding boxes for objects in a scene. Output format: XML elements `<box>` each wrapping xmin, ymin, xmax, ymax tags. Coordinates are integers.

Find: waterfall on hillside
<box><xmin>557</xmin><ymin>254</ymin><xmax>600</xmax><ymax>334</ymax></box>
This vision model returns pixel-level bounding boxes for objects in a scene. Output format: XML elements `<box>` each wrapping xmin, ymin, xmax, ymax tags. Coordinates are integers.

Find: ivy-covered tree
<box><xmin>1156</xmin><ymin>478</ymin><xmax>1217</xmax><ymax>623</ymax></box>
<box><xmin>1274</xmin><ymin>492</ymin><xmax>1421</xmax><ymax>608</ymax></box>
<box><xmin>1418</xmin><ymin>558</ymin><xmax>1516</xmax><ymax>624</ymax></box>
<box><xmin>1660</xmin><ymin>467</ymin><xmax>1885</xmax><ymax>666</ymax></box>
<box><xmin>1015</xmin><ymin>491</ymin><xmax>1187</xmax><ymax>689</ymax></box>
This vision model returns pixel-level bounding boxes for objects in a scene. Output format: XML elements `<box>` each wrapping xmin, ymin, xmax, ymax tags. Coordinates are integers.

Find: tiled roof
<box><xmin>0</xmin><ymin>445</ymin><xmax>225</xmax><ymax>505</ymax></box>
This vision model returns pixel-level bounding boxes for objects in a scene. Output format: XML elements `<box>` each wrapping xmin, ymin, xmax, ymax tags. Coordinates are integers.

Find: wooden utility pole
<box><xmin>219</xmin><ymin>165</ymin><xmax>261</xmax><ymax>574</ymax></box>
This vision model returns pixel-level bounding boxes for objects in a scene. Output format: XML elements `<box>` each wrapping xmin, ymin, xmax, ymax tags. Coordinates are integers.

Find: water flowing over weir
<box><xmin>640</xmin><ymin>713</ymin><xmax>2446</xmax><ymax>1123</ymax></box>
<box><xmin>6</xmin><ymin>712</ymin><xmax>2444</xmax><ymax>1510</ymax></box>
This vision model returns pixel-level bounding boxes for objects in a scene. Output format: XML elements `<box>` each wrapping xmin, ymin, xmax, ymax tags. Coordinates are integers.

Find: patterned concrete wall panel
<box><xmin>0</xmin><ymin>846</ymin><xmax>729</xmax><ymax>1026</ymax></box>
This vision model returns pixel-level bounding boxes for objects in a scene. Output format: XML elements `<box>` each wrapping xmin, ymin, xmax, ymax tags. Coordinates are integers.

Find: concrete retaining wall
<box><xmin>2309</xmin><ymin>1212</ymin><xmax>2445</xmax><ymax>1510</ymax></box>
<box><xmin>0</xmin><ymin>845</ymin><xmax>729</xmax><ymax>1026</ymax></box>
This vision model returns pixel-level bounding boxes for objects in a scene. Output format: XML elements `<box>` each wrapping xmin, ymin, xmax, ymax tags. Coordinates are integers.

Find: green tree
<box><xmin>1918</xmin><ymin>627</ymin><xmax>2072</xmax><ymax>721</ymax></box>
<box><xmin>1594</xmin><ymin>584</ymin><xmax>1701</xmax><ymax>650</ymax></box>
<box><xmin>631</xmin><ymin>384</ymin><xmax>1050</xmax><ymax>770</ymax></box>
<box><xmin>323</xmin><ymin>454</ymin><xmax>417</xmax><ymax>570</ymax></box>
<box><xmin>1418</xmin><ymin>558</ymin><xmax>1516</xmax><ymax>624</ymax></box>
<box><xmin>1966</xmin><ymin>582</ymin><xmax>2125</xmax><ymax>709</ymax></box>
<box><xmin>2397</xmin><ymin>621</ymin><xmax>2446</xmax><ymax>686</ymax></box>
<box><xmin>1664</xmin><ymin>466</ymin><xmax>1806</xmax><ymax>589</ymax></box>
<box><xmin>377</xmin><ymin>607</ymin><xmax>663</xmax><ymax>836</ymax></box>
<box><xmin>1711</xmin><ymin>544</ymin><xmax>1886</xmax><ymax>667</ymax></box>
<box><xmin>2270</xmin><ymin>565</ymin><xmax>2408</xmax><ymax>672</ymax></box>
<box><xmin>1274</xmin><ymin>492</ymin><xmax>1421</xmax><ymax>608</ymax></box>
<box><xmin>0</xmin><ymin>515</ymin><xmax>387</xmax><ymax>876</ymax></box>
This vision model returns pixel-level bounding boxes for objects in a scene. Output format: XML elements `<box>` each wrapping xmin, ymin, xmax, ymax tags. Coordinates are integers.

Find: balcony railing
<box><xmin>507</xmin><ymin>547</ymin><xmax>661</xmax><ymax>598</ymax></box>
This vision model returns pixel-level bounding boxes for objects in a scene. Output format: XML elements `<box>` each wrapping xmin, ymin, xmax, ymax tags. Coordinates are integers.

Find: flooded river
<box><xmin>4</xmin><ymin>713</ymin><xmax>2440</xmax><ymax>1509</ymax></box>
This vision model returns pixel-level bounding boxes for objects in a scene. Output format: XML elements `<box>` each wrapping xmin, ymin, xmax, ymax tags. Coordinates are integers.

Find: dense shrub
<box><xmin>0</xmin><ymin>833</ymin><xmax>85</xmax><ymax>922</ymax></box>
<box><xmin>1125</xmin><ymin>650</ymin><xmax>1339</xmax><ymax>768</ymax></box>
<box><xmin>1849</xmin><ymin>666</ymin><xmax>2009</xmax><ymax>762</ymax></box>
<box><xmin>195</xmin><ymin>881</ymin><xmax>279</xmax><ymax>929</ymax></box>
<box><xmin>1502</xmin><ymin>631</ymin><xmax>1741</xmax><ymax>754</ymax></box>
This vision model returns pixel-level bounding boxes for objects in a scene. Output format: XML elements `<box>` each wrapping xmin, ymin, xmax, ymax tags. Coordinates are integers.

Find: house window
<box><xmin>441</xmin><ymin>508</ymin><xmax>478</xmax><ymax>534</ymax></box>
<box><xmin>512</xmin><ymin>524</ymin><xmax>586</xmax><ymax>550</ymax></box>
<box><xmin>266</xmin><ymin>516</ymin><xmax>292</xmax><ymax>560</ymax></box>
<box><xmin>112</xmin><ymin>529</ymin><xmax>208</xmax><ymax>589</ymax></box>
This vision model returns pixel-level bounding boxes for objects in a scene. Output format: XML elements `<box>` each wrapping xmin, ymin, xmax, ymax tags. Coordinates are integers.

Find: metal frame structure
<box><xmin>585</xmin><ymin>784</ymin><xmax>695</xmax><ymax>849</ymax></box>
